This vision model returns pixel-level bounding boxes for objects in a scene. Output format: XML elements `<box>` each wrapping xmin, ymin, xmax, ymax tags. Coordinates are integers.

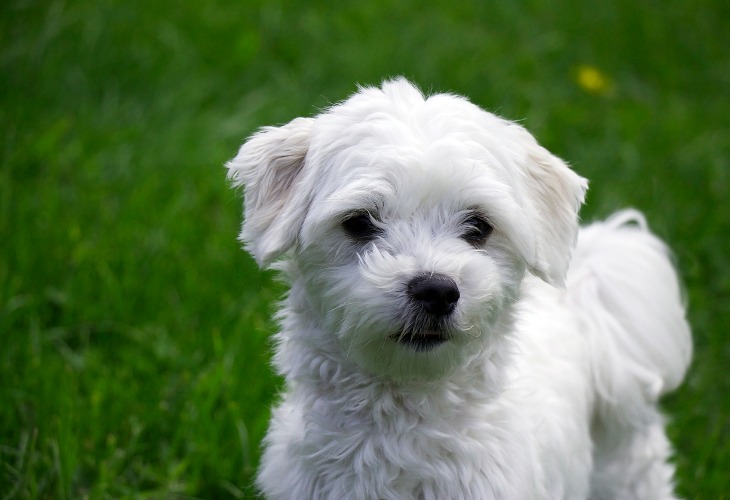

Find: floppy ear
<box><xmin>227</xmin><ymin>117</ymin><xmax>315</xmax><ymax>267</ymax></box>
<box><xmin>514</xmin><ymin>126</ymin><xmax>588</xmax><ymax>287</ymax></box>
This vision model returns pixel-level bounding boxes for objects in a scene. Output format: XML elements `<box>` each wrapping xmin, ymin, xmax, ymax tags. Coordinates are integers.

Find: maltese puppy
<box><xmin>227</xmin><ymin>79</ymin><xmax>692</xmax><ymax>499</ymax></box>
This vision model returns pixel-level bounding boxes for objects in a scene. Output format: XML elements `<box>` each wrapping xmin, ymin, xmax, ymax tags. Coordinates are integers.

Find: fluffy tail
<box><xmin>568</xmin><ymin>209</ymin><xmax>691</xmax><ymax>413</ymax></box>
<box><xmin>567</xmin><ymin>210</ymin><xmax>692</xmax><ymax>498</ymax></box>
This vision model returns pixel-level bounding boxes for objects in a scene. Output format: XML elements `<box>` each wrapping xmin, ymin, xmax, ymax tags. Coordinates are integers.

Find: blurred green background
<box><xmin>1</xmin><ymin>0</ymin><xmax>728</xmax><ymax>497</ymax></box>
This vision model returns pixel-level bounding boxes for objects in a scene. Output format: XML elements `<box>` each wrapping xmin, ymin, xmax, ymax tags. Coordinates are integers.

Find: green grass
<box><xmin>1</xmin><ymin>0</ymin><xmax>728</xmax><ymax>497</ymax></box>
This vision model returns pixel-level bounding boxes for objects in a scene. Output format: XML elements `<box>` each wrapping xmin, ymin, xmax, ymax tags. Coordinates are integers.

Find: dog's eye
<box><xmin>462</xmin><ymin>214</ymin><xmax>493</xmax><ymax>245</ymax></box>
<box><xmin>342</xmin><ymin>212</ymin><xmax>381</xmax><ymax>242</ymax></box>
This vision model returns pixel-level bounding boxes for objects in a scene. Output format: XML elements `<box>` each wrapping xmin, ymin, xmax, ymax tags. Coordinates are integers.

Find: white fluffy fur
<box><xmin>227</xmin><ymin>79</ymin><xmax>692</xmax><ymax>499</ymax></box>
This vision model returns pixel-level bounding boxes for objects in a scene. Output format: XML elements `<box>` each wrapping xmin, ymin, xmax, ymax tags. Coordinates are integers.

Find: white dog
<box><xmin>227</xmin><ymin>79</ymin><xmax>692</xmax><ymax>499</ymax></box>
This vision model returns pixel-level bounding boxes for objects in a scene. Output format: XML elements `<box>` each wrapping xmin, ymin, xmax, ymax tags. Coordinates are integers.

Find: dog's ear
<box><xmin>513</xmin><ymin>126</ymin><xmax>588</xmax><ymax>287</ymax></box>
<box><xmin>227</xmin><ymin>117</ymin><xmax>315</xmax><ymax>267</ymax></box>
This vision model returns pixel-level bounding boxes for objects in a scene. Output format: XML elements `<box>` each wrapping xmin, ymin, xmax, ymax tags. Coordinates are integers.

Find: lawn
<box><xmin>1</xmin><ymin>0</ymin><xmax>728</xmax><ymax>497</ymax></box>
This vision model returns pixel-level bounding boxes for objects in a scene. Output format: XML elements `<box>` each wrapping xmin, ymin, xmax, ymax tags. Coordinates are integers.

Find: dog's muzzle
<box><xmin>392</xmin><ymin>274</ymin><xmax>460</xmax><ymax>351</ymax></box>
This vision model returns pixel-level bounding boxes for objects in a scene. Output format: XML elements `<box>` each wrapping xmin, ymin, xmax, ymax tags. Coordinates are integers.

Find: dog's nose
<box><xmin>407</xmin><ymin>274</ymin><xmax>460</xmax><ymax>316</ymax></box>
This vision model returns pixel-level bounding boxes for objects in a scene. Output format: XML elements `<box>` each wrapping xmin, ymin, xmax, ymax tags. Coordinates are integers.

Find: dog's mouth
<box><xmin>391</xmin><ymin>330</ymin><xmax>451</xmax><ymax>352</ymax></box>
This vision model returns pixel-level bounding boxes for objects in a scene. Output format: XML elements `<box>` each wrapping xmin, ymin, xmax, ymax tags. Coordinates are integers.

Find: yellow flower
<box><xmin>575</xmin><ymin>65</ymin><xmax>613</xmax><ymax>96</ymax></box>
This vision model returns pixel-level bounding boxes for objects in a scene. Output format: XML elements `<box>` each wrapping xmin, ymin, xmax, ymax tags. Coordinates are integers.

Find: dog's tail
<box><xmin>566</xmin><ymin>209</ymin><xmax>692</xmax><ymax>497</ymax></box>
<box><xmin>568</xmin><ymin>209</ymin><xmax>691</xmax><ymax>414</ymax></box>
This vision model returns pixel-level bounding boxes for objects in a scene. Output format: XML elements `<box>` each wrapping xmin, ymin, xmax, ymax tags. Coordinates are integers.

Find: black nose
<box><xmin>407</xmin><ymin>274</ymin><xmax>460</xmax><ymax>316</ymax></box>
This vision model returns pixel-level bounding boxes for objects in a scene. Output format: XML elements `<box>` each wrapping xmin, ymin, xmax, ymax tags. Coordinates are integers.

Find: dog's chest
<box><xmin>279</xmin><ymin>391</ymin><xmax>542</xmax><ymax>499</ymax></box>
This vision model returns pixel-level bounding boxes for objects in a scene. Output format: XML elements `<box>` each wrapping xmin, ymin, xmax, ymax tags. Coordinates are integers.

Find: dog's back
<box><xmin>567</xmin><ymin>210</ymin><xmax>692</xmax><ymax>499</ymax></box>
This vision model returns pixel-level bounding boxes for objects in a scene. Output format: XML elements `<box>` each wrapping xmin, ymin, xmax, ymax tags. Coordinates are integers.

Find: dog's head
<box><xmin>228</xmin><ymin>79</ymin><xmax>586</xmax><ymax>381</ymax></box>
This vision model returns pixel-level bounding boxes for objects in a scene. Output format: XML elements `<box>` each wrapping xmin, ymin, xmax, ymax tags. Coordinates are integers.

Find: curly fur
<box><xmin>227</xmin><ymin>79</ymin><xmax>692</xmax><ymax>499</ymax></box>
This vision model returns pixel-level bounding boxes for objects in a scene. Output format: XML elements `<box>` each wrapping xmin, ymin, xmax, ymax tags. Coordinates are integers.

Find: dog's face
<box><xmin>229</xmin><ymin>79</ymin><xmax>586</xmax><ymax>381</ymax></box>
